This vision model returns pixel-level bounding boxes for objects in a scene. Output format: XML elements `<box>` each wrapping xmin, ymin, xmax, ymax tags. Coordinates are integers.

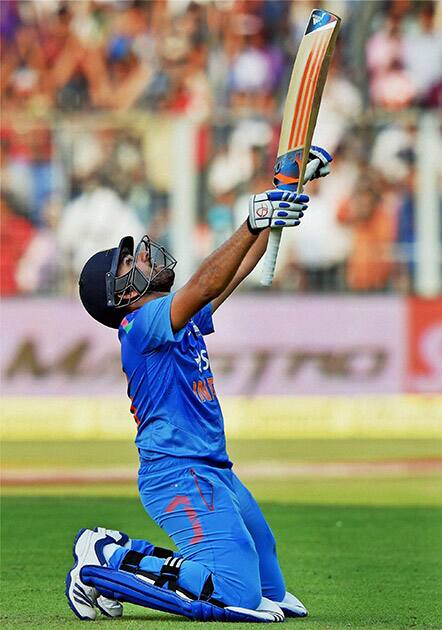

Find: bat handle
<box><xmin>260</xmin><ymin>227</ymin><xmax>282</xmax><ymax>286</ymax></box>
<box><xmin>260</xmin><ymin>181</ymin><xmax>302</xmax><ymax>287</ymax></box>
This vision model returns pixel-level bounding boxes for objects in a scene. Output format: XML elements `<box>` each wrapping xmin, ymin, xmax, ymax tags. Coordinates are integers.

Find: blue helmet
<box><xmin>79</xmin><ymin>235</ymin><xmax>176</xmax><ymax>329</ymax></box>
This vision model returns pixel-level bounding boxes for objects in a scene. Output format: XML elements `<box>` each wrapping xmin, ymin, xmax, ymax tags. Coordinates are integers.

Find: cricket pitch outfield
<box><xmin>1</xmin><ymin>438</ymin><xmax>442</xmax><ymax>629</ymax></box>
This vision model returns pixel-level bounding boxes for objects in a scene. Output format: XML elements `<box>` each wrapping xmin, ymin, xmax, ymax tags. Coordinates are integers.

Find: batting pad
<box><xmin>80</xmin><ymin>566</ymin><xmax>283</xmax><ymax>622</ymax></box>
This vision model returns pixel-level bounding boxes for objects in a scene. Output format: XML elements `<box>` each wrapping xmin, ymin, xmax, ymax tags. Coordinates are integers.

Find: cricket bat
<box><xmin>261</xmin><ymin>9</ymin><xmax>341</xmax><ymax>286</ymax></box>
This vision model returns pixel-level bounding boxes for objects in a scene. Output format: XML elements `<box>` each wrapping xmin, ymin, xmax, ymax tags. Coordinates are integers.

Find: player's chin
<box><xmin>150</xmin><ymin>268</ymin><xmax>175</xmax><ymax>293</ymax></box>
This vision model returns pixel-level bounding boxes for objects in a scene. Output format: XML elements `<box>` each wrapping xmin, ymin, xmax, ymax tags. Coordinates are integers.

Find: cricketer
<box><xmin>67</xmin><ymin>147</ymin><xmax>332</xmax><ymax>623</ymax></box>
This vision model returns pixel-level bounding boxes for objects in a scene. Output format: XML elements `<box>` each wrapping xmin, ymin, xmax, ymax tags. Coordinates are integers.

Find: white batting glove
<box><xmin>303</xmin><ymin>146</ymin><xmax>332</xmax><ymax>184</ymax></box>
<box><xmin>247</xmin><ymin>189</ymin><xmax>309</xmax><ymax>234</ymax></box>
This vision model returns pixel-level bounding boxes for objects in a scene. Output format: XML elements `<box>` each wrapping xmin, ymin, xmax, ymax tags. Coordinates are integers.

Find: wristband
<box><xmin>246</xmin><ymin>217</ymin><xmax>262</xmax><ymax>236</ymax></box>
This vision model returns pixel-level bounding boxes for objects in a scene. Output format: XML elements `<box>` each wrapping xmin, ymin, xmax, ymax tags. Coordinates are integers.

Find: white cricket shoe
<box><xmin>95</xmin><ymin>526</ymin><xmax>128</xmax><ymax>617</ymax></box>
<box><xmin>226</xmin><ymin>596</ymin><xmax>285</xmax><ymax>622</ymax></box>
<box><xmin>96</xmin><ymin>595</ymin><xmax>123</xmax><ymax>618</ymax></box>
<box><xmin>276</xmin><ymin>591</ymin><xmax>308</xmax><ymax>617</ymax></box>
<box><xmin>65</xmin><ymin>527</ymin><xmax>124</xmax><ymax>620</ymax></box>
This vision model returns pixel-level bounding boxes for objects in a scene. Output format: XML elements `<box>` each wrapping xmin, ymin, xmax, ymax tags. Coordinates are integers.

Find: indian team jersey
<box><xmin>118</xmin><ymin>293</ymin><xmax>231</xmax><ymax>466</ymax></box>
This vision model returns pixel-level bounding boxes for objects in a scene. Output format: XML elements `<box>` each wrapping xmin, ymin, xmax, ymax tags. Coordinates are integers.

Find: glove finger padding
<box><xmin>267</xmin><ymin>191</ymin><xmax>309</xmax><ymax>204</ymax></box>
<box><xmin>248</xmin><ymin>189</ymin><xmax>309</xmax><ymax>233</ymax></box>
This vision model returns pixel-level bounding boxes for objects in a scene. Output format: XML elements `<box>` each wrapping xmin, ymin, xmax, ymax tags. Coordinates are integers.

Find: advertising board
<box><xmin>1</xmin><ymin>295</ymin><xmax>414</xmax><ymax>397</ymax></box>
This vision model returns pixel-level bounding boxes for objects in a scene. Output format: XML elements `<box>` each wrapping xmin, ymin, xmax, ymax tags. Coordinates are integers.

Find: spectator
<box><xmin>314</xmin><ymin>60</ymin><xmax>363</xmax><ymax>153</ymax></box>
<box><xmin>370</xmin><ymin>121</ymin><xmax>416</xmax><ymax>184</ymax></box>
<box><xmin>57</xmin><ymin>175</ymin><xmax>145</xmax><ymax>289</ymax></box>
<box><xmin>207</xmin><ymin>191</ymin><xmax>235</xmax><ymax>250</ymax></box>
<box><xmin>1</xmin><ymin>0</ymin><xmax>439</xmax><ymax>298</ymax></box>
<box><xmin>226</xmin><ymin>10</ymin><xmax>284</xmax><ymax>118</ymax></box>
<box><xmin>277</xmin><ymin>178</ymin><xmax>352</xmax><ymax>292</ymax></box>
<box><xmin>2</xmin><ymin>126</ymin><xmax>63</xmax><ymax>227</ymax></box>
<box><xmin>369</xmin><ymin>58</ymin><xmax>415</xmax><ymax>111</ymax></box>
<box><xmin>402</xmin><ymin>2</ymin><xmax>442</xmax><ymax>107</ymax></box>
<box><xmin>0</xmin><ymin>192</ymin><xmax>35</xmax><ymax>296</ymax></box>
<box><xmin>366</xmin><ymin>10</ymin><xmax>416</xmax><ymax>110</ymax></box>
<box><xmin>394</xmin><ymin>150</ymin><xmax>419</xmax><ymax>293</ymax></box>
<box><xmin>337</xmin><ymin>178</ymin><xmax>395</xmax><ymax>292</ymax></box>
<box><xmin>207</xmin><ymin>142</ymin><xmax>251</xmax><ymax>197</ymax></box>
<box><xmin>366</xmin><ymin>13</ymin><xmax>404</xmax><ymax>80</ymax></box>
<box><xmin>15</xmin><ymin>196</ymin><xmax>62</xmax><ymax>294</ymax></box>
<box><xmin>147</xmin><ymin>207</ymin><xmax>172</xmax><ymax>253</ymax></box>
<box><xmin>0</xmin><ymin>2</ymin><xmax>49</xmax><ymax>113</ymax></box>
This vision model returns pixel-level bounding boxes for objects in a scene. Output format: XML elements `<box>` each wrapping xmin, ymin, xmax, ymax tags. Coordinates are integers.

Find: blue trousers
<box><xmin>109</xmin><ymin>458</ymin><xmax>286</xmax><ymax>610</ymax></box>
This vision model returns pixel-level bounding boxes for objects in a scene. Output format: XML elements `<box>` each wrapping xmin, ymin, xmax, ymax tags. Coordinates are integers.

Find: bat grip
<box><xmin>260</xmin><ymin>181</ymin><xmax>302</xmax><ymax>287</ymax></box>
<box><xmin>260</xmin><ymin>228</ymin><xmax>282</xmax><ymax>286</ymax></box>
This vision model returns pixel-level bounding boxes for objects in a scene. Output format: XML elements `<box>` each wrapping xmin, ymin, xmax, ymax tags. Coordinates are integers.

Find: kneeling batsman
<box><xmin>67</xmin><ymin>148</ymin><xmax>332</xmax><ymax>623</ymax></box>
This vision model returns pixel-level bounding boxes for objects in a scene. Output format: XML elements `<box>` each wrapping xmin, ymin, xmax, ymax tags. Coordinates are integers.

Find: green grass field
<box><xmin>2</xmin><ymin>439</ymin><xmax>442</xmax><ymax>629</ymax></box>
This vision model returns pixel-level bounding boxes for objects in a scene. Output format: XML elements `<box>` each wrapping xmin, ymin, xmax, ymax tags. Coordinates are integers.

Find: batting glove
<box><xmin>303</xmin><ymin>146</ymin><xmax>333</xmax><ymax>184</ymax></box>
<box><xmin>248</xmin><ymin>189</ymin><xmax>309</xmax><ymax>234</ymax></box>
<box><xmin>273</xmin><ymin>146</ymin><xmax>332</xmax><ymax>189</ymax></box>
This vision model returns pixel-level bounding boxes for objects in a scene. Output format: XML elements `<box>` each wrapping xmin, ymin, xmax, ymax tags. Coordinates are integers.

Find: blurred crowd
<box><xmin>1</xmin><ymin>0</ymin><xmax>441</xmax><ymax>296</ymax></box>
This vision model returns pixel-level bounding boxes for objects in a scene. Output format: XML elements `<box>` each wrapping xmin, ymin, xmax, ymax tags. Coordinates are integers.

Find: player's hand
<box><xmin>303</xmin><ymin>146</ymin><xmax>333</xmax><ymax>183</ymax></box>
<box><xmin>273</xmin><ymin>146</ymin><xmax>332</xmax><ymax>189</ymax></box>
<box><xmin>248</xmin><ymin>189</ymin><xmax>309</xmax><ymax>233</ymax></box>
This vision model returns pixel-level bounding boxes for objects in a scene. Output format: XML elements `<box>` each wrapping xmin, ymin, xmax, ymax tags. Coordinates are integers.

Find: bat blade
<box><xmin>261</xmin><ymin>9</ymin><xmax>341</xmax><ymax>287</ymax></box>
<box><xmin>278</xmin><ymin>10</ymin><xmax>340</xmax><ymax>162</ymax></box>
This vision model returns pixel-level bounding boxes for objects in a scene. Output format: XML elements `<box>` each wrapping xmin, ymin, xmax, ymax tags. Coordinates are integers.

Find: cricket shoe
<box><xmin>66</xmin><ymin>527</ymin><xmax>125</xmax><ymax>620</ymax></box>
<box><xmin>227</xmin><ymin>597</ymin><xmax>285</xmax><ymax>622</ymax></box>
<box><xmin>96</xmin><ymin>595</ymin><xmax>123</xmax><ymax>618</ymax></box>
<box><xmin>95</xmin><ymin>526</ymin><xmax>130</xmax><ymax>618</ymax></box>
<box><xmin>276</xmin><ymin>591</ymin><xmax>308</xmax><ymax>617</ymax></box>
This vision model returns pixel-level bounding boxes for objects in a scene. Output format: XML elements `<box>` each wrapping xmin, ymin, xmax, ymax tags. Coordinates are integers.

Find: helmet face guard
<box><xmin>105</xmin><ymin>235</ymin><xmax>177</xmax><ymax>308</ymax></box>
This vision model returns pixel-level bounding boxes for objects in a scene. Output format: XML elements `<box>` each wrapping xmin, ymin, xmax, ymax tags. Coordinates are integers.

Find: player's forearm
<box><xmin>236</xmin><ymin>229</ymin><xmax>270</xmax><ymax>279</ymax></box>
<box><xmin>210</xmin><ymin>230</ymin><xmax>270</xmax><ymax>313</ymax></box>
<box><xmin>190</xmin><ymin>222</ymin><xmax>258</xmax><ymax>301</ymax></box>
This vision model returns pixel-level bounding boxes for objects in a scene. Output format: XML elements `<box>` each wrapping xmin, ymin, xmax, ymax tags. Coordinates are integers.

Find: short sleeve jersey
<box><xmin>118</xmin><ymin>293</ymin><xmax>230</xmax><ymax>466</ymax></box>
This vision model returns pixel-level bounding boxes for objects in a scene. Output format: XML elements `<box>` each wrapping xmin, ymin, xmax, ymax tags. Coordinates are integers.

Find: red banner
<box><xmin>406</xmin><ymin>298</ymin><xmax>442</xmax><ymax>393</ymax></box>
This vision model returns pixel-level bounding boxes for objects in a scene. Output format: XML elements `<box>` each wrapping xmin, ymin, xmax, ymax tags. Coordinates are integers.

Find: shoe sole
<box><xmin>96</xmin><ymin>601</ymin><xmax>123</xmax><ymax>619</ymax></box>
<box><xmin>65</xmin><ymin>528</ymin><xmax>95</xmax><ymax>621</ymax></box>
<box><xmin>281</xmin><ymin>608</ymin><xmax>308</xmax><ymax>618</ymax></box>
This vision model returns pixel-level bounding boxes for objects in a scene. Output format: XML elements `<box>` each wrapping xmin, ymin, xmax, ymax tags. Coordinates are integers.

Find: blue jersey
<box><xmin>118</xmin><ymin>293</ymin><xmax>230</xmax><ymax>466</ymax></box>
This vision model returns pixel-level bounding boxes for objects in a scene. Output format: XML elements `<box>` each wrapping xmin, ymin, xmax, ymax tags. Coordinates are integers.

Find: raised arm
<box><xmin>170</xmin><ymin>191</ymin><xmax>307</xmax><ymax>331</ymax></box>
<box><xmin>211</xmin><ymin>229</ymin><xmax>269</xmax><ymax>313</ymax></box>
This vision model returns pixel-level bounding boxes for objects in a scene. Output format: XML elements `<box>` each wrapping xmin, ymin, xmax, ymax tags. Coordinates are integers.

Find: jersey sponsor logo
<box><xmin>192</xmin><ymin>377</ymin><xmax>216</xmax><ymax>403</ymax></box>
<box><xmin>191</xmin><ymin>321</ymin><xmax>202</xmax><ymax>337</ymax></box>
<box><xmin>194</xmin><ymin>349</ymin><xmax>210</xmax><ymax>373</ymax></box>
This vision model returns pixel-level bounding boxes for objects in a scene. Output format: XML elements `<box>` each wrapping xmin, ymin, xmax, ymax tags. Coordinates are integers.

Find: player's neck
<box><xmin>126</xmin><ymin>291</ymin><xmax>170</xmax><ymax>312</ymax></box>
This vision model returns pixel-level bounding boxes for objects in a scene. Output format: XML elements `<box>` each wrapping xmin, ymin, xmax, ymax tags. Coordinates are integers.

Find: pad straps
<box><xmin>120</xmin><ymin>550</ymin><xmax>145</xmax><ymax>573</ymax></box>
<box><xmin>153</xmin><ymin>546</ymin><xmax>175</xmax><ymax>558</ymax></box>
<box><xmin>119</xmin><ymin>549</ymin><xmax>219</xmax><ymax>605</ymax></box>
<box><xmin>199</xmin><ymin>574</ymin><xmax>215</xmax><ymax>601</ymax></box>
<box><xmin>120</xmin><ymin>546</ymin><xmax>175</xmax><ymax>573</ymax></box>
<box><xmin>200</xmin><ymin>574</ymin><xmax>225</xmax><ymax>608</ymax></box>
<box><xmin>154</xmin><ymin>556</ymin><xmax>184</xmax><ymax>591</ymax></box>
<box><xmin>120</xmin><ymin>550</ymin><xmax>185</xmax><ymax>593</ymax></box>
